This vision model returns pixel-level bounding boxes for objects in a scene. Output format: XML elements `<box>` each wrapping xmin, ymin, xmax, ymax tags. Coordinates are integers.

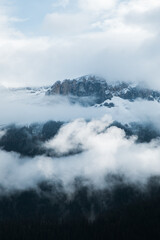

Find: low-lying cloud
<box><xmin>0</xmin><ymin>88</ymin><xmax>107</xmax><ymax>125</ymax></box>
<box><xmin>1</xmin><ymin>115</ymin><xmax>160</xmax><ymax>194</ymax></box>
<box><xmin>1</xmin><ymin>88</ymin><xmax>160</xmax><ymax>127</ymax></box>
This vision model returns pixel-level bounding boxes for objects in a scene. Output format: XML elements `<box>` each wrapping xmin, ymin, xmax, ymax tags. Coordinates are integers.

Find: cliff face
<box><xmin>46</xmin><ymin>75</ymin><xmax>160</xmax><ymax>104</ymax></box>
<box><xmin>47</xmin><ymin>76</ymin><xmax>109</xmax><ymax>104</ymax></box>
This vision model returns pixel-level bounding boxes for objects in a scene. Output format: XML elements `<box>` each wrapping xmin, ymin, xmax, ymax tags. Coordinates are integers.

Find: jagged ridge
<box><xmin>46</xmin><ymin>75</ymin><xmax>160</xmax><ymax>104</ymax></box>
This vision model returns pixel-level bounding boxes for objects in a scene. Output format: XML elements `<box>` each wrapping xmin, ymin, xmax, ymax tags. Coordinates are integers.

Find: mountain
<box><xmin>1</xmin><ymin>76</ymin><xmax>160</xmax><ymax>240</ymax></box>
<box><xmin>46</xmin><ymin>75</ymin><xmax>160</xmax><ymax>105</ymax></box>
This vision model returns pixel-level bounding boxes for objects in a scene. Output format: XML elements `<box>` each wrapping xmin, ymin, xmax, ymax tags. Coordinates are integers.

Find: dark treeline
<box><xmin>0</xmin><ymin>176</ymin><xmax>160</xmax><ymax>239</ymax></box>
<box><xmin>0</xmin><ymin>121</ymin><xmax>160</xmax><ymax>239</ymax></box>
<box><xmin>0</xmin><ymin>121</ymin><xmax>63</xmax><ymax>157</ymax></box>
<box><xmin>110</xmin><ymin>121</ymin><xmax>160</xmax><ymax>143</ymax></box>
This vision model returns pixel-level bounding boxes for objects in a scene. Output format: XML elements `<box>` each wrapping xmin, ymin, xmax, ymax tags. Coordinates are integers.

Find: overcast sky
<box><xmin>0</xmin><ymin>0</ymin><xmax>160</xmax><ymax>88</ymax></box>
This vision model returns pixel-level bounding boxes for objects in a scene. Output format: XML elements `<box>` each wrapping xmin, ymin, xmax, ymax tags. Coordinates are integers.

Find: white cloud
<box><xmin>1</xmin><ymin>87</ymin><xmax>160</xmax><ymax>126</ymax></box>
<box><xmin>78</xmin><ymin>0</ymin><xmax>117</xmax><ymax>12</ymax></box>
<box><xmin>43</xmin><ymin>12</ymin><xmax>91</xmax><ymax>36</ymax></box>
<box><xmin>0</xmin><ymin>87</ymin><xmax>108</xmax><ymax>125</ymax></box>
<box><xmin>1</xmin><ymin>115</ymin><xmax>160</xmax><ymax>193</ymax></box>
<box><xmin>0</xmin><ymin>0</ymin><xmax>160</xmax><ymax>89</ymax></box>
<box><xmin>44</xmin><ymin>116</ymin><xmax>160</xmax><ymax>187</ymax></box>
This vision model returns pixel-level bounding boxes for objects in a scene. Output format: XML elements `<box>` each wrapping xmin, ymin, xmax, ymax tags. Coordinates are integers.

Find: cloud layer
<box><xmin>1</xmin><ymin>115</ymin><xmax>160</xmax><ymax>193</ymax></box>
<box><xmin>1</xmin><ymin>87</ymin><xmax>160</xmax><ymax>127</ymax></box>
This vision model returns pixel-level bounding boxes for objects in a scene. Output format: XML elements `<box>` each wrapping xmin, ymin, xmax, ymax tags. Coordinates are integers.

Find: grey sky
<box><xmin>0</xmin><ymin>0</ymin><xmax>160</xmax><ymax>89</ymax></box>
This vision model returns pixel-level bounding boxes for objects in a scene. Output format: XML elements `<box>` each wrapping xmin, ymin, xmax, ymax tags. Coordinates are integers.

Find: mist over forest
<box><xmin>1</xmin><ymin>0</ymin><xmax>160</xmax><ymax>239</ymax></box>
<box><xmin>0</xmin><ymin>83</ymin><xmax>159</xmax><ymax>239</ymax></box>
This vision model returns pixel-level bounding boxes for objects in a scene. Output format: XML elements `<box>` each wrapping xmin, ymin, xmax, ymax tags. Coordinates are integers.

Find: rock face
<box><xmin>46</xmin><ymin>75</ymin><xmax>160</xmax><ymax>104</ymax></box>
<box><xmin>47</xmin><ymin>75</ymin><xmax>108</xmax><ymax>104</ymax></box>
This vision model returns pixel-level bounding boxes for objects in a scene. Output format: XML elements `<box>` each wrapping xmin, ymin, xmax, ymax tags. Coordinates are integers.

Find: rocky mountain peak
<box><xmin>47</xmin><ymin>75</ymin><xmax>108</xmax><ymax>103</ymax></box>
<box><xmin>46</xmin><ymin>75</ymin><xmax>160</xmax><ymax>105</ymax></box>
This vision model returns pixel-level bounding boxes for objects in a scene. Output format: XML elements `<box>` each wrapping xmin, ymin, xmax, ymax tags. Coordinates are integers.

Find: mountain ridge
<box><xmin>46</xmin><ymin>75</ymin><xmax>160</xmax><ymax>104</ymax></box>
